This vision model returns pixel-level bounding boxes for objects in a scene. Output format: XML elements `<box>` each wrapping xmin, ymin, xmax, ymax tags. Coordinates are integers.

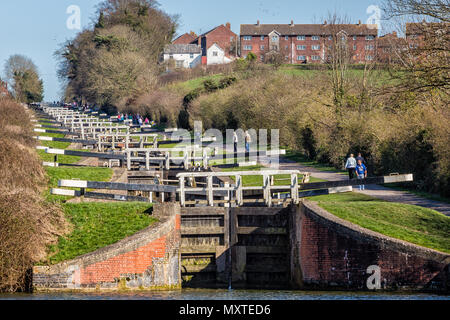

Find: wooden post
<box><xmin>127</xmin><ymin>151</ymin><xmax>131</xmax><ymax>171</ymax></box>
<box><xmin>165</xmin><ymin>153</ymin><xmax>170</xmax><ymax>170</ymax></box>
<box><xmin>203</xmin><ymin>149</ymin><xmax>208</xmax><ymax>170</ymax></box>
<box><xmin>291</xmin><ymin>173</ymin><xmax>299</xmax><ymax>204</ymax></box>
<box><xmin>179</xmin><ymin>176</ymin><xmax>185</xmax><ymax>207</ymax></box>
<box><xmin>207</xmin><ymin>175</ymin><xmax>214</xmax><ymax>206</ymax></box>
<box><xmin>145</xmin><ymin>151</ymin><xmax>150</xmax><ymax>171</ymax></box>
<box><xmin>236</xmin><ymin>175</ymin><xmax>243</xmax><ymax>206</ymax></box>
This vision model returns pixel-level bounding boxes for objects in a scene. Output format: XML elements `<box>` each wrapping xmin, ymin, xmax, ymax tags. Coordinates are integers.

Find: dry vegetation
<box><xmin>0</xmin><ymin>97</ymin><xmax>67</xmax><ymax>292</ymax></box>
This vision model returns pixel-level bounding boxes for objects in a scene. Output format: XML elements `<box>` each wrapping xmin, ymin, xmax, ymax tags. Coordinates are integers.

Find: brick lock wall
<box><xmin>290</xmin><ymin>201</ymin><xmax>450</xmax><ymax>291</ymax></box>
<box><xmin>33</xmin><ymin>204</ymin><xmax>182</xmax><ymax>291</ymax></box>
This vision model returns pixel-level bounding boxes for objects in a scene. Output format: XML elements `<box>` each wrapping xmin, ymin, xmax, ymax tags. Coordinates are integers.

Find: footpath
<box><xmin>260</xmin><ymin>156</ymin><xmax>450</xmax><ymax>217</ymax></box>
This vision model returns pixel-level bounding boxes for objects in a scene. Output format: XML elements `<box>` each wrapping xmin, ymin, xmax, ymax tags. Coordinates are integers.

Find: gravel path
<box><xmin>260</xmin><ymin>157</ymin><xmax>450</xmax><ymax>216</ymax></box>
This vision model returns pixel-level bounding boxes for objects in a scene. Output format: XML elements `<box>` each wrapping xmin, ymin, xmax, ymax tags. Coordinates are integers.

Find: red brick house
<box><xmin>240</xmin><ymin>20</ymin><xmax>378</xmax><ymax>64</ymax></box>
<box><xmin>173</xmin><ymin>32</ymin><xmax>198</xmax><ymax>45</ymax></box>
<box><xmin>193</xmin><ymin>23</ymin><xmax>238</xmax><ymax>65</ymax></box>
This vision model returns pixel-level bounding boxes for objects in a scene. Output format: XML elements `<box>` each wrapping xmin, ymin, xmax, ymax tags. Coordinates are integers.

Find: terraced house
<box><xmin>240</xmin><ymin>20</ymin><xmax>378</xmax><ymax>64</ymax></box>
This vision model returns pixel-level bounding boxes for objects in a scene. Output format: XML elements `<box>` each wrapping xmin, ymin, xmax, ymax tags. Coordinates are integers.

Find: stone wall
<box><xmin>33</xmin><ymin>203</ymin><xmax>181</xmax><ymax>291</ymax></box>
<box><xmin>289</xmin><ymin>201</ymin><xmax>450</xmax><ymax>292</ymax></box>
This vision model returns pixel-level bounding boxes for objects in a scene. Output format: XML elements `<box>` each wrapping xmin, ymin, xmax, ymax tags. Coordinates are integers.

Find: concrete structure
<box><xmin>33</xmin><ymin>203</ymin><xmax>181</xmax><ymax>291</ymax></box>
<box><xmin>240</xmin><ymin>20</ymin><xmax>378</xmax><ymax>64</ymax></box>
<box><xmin>163</xmin><ymin>44</ymin><xmax>202</xmax><ymax>69</ymax></box>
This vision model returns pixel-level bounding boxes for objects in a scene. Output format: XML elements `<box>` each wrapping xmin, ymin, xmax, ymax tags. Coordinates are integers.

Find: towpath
<box><xmin>259</xmin><ymin>156</ymin><xmax>450</xmax><ymax>216</ymax></box>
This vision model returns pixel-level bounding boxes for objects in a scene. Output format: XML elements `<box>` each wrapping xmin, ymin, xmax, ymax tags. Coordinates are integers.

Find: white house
<box><xmin>163</xmin><ymin>44</ymin><xmax>202</xmax><ymax>69</ymax></box>
<box><xmin>206</xmin><ymin>43</ymin><xmax>233</xmax><ymax>65</ymax></box>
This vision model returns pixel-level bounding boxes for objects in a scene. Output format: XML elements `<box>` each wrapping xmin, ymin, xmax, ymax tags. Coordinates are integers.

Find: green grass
<box><xmin>219</xmin><ymin>165</ymin><xmax>325</xmax><ymax>187</ymax></box>
<box><xmin>166</xmin><ymin>74</ymin><xmax>224</xmax><ymax>95</ymax></box>
<box><xmin>311</xmin><ymin>192</ymin><xmax>450</xmax><ymax>254</ymax></box>
<box><xmin>385</xmin><ymin>184</ymin><xmax>450</xmax><ymax>205</ymax></box>
<box><xmin>44</xmin><ymin>166</ymin><xmax>113</xmax><ymax>201</ymax></box>
<box><xmin>45</xmin><ymin>202</ymin><xmax>157</xmax><ymax>264</ymax></box>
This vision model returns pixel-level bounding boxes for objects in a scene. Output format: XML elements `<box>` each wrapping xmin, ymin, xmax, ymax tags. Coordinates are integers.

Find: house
<box><xmin>0</xmin><ymin>80</ymin><xmax>8</xmax><ymax>97</ymax></box>
<box><xmin>240</xmin><ymin>20</ymin><xmax>378</xmax><ymax>64</ymax></box>
<box><xmin>207</xmin><ymin>43</ymin><xmax>233</xmax><ymax>65</ymax></box>
<box><xmin>162</xmin><ymin>44</ymin><xmax>202</xmax><ymax>69</ymax></box>
<box><xmin>193</xmin><ymin>23</ymin><xmax>238</xmax><ymax>65</ymax></box>
<box><xmin>376</xmin><ymin>31</ymin><xmax>405</xmax><ymax>64</ymax></box>
<box><xmin>173</xmin><ymin>32</ymin><xmax>198</xmax><ymax>45</ymax></box>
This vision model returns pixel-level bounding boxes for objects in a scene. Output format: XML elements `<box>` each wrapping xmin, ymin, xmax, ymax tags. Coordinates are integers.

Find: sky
<box><xmin>0</xmin><ymin>0</ymin><xmax>384</xmax><ymax>101</ymax></box>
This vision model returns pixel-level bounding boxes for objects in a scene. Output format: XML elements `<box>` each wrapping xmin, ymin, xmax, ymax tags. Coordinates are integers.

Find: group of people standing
<box><xmin>233</xmin><ymin>131</ymin><xmax>253</xmax><ymax>154</ymax></box>
<box><xmin>345</xmin><ymin>153</ymin><xmax>368</xmax><ymax>191</ymax></box>
<box><xmin>117</xmin><ymin>113</ymin><xmax>153</xmax><ymax>127</ymax></box>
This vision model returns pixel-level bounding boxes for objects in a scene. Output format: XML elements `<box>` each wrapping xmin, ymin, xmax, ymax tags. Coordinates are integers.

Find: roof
<box><xmin>163</xmin><ymin>44</ymin><xmax>202</xmax><ymax>54</ymax></box>
<box><xmin>197</xmin><ymin>24</ymin><xmax>237</xmax><ymax>38</ymax></box>
<box><xmin>173</xmin><ymin>33</ymin><xmax>197</xmax><ymax>45</ymax></box>
<box><xmin>240</xmin><ymin>23</ymin><xmax>378</xmax><ymax>36</ymax></box>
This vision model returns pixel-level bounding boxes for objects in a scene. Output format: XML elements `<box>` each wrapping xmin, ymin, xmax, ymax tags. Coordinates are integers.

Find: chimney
<box><xmin>392</xmin><ymin>31</ymin><xmax>397</xmax><ymax>37</ymax></box>
<box><xmin>257</xmin><ymin>20</ymin><xmax>260</xmax><ymax>26</ymax></box>
<box><xmin>226</xmin><ymin>22</ymin><xmax>231</xmax><ymax>29</ymax></box>
<box><xmin>358</xmin><ymin>20</ymin><xmax>362</xmax><ymax>25</ymax></box>
<box><xmin>324</xmin><ymin>20</ymin><xmax>327</xmax><ymax>25</ymax></box>
<box><xmin>291</xmin><ymin>20</ymin><xmax>294</xmax><ymax>26</ymax></box>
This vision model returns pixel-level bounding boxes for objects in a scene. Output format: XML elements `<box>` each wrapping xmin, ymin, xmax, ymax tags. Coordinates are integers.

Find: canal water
<box><xmin>0</xmin><ymin>289</ymin><xmax>449</xmax><ymax>300</ymax></box>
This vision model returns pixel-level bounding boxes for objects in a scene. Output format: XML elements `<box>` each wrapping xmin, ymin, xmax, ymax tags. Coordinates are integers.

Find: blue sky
<box><xmin>0</xmin><ymin>0</ymin><xmax>383</xmax><ymax>101</ymax></box>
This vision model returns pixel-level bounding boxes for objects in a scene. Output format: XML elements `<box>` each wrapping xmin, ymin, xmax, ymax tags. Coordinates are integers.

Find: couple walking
<box><xmin>345</xmin><ymin>153</ymin><xmax>367</xmax><ymax>191</ymax></box>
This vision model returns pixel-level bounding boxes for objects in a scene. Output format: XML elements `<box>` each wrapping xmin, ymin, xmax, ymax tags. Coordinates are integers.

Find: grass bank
<box><xmin>46</xmin><ymin>202</ymin><xmax>156</xmax><ymax>264</ymax></box>
<box><xmin>34</xmin><ymin>115</ymin><xmax>158</xmax><ymax>265</ymax></box>
<box><xmin>311</xmin><ymin>192</ymin><xmax>450</xmax><ymax>254</ymax></box>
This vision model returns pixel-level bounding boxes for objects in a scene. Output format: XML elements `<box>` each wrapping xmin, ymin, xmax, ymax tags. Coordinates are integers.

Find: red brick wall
<box><xmin>203</xmin><ymin>25</ymin><xmax>237</xmax><ymax>58</ymax></box>
<box><xmin>292</xmin><ymin>202</ymin><xmax>449</xmax><ymax>291</ymax></box>
<box><xmin>241</xmin><ymin>35</ymin><xmax>376</xmax><ymax>64</ymax></box>
<box><xmin>33</xmin><ymin>204</ymin><xmax>181</xmax><ymax>291</ymax></box>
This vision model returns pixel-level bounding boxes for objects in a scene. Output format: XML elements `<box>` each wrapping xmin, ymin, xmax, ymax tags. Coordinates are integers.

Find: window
<box><xmin>297</xmin><ymin>35</ymin><xmax>305</xmax><ymax>40</ymax></box>
<box><xmin>297</xmin><ymin>45</ymin><xmax>306</xmax><ymax>50</ymax></box>
<box><xmin>260</xmin><ymin>45</ymin><xmax>265</xmax><ymax>50</ymax></box>
<box><xmin>243</xmin><ymin>36</ymin><xmax>252</xmax><ymax>41</ymax></box>
<box><xmin>353</xmin><ymin>36</ymin><xmax>357</xmax><ymax>41</ymax></box>
<box><xmin>365</xmin><ymin>45</ymin><xmax>374</xmax><ymax>50</ymax></box>
<box><xmin>311</xmin><ymin>55</ymin><xmax>321</xmax><ymax>61</ymax></box>
<box><xmin>366</xmin><ymin>35</ymin><xmax>375</xmax><ymax>41</ymax></box>
<box><xmin>328</xmin><ymin>35</ymin><xmax>333</xmax><ymax>40</ymax></box>
<box><xmin>285</xmin><ymin>45</ymin><xmax>289</xmax><ymax>50</ymax></box>
<box><xmin>230</xmin><ymin>36</ymin><xmax>234</xmax><ymax>42</ymax></box>
<box><xmin>285</xmin><ymin>36</ymin><xmax>289</xmax><ymax>40</ymax></box>
<box><xmin>260</xmin><ymin>35</ymin><xmax>265</xmax><ymax>40</ymax></box>
<box><xmin>244</xmin><ymin>45</ymin><xmax>252</xmax><ymax>50</ymax></box>
<box><xmin>312</xmin><ymin>45</ymin><xmax>321</xmax><ymax>50</ymax></box>
<box><xmin>366</xmin><ymin>55</ymin><xmax>374</xmax><ymax>61</ymax></box>
<box><xmin>272</xmin><ymin>35</ymin><xmax>279</xmax><ymax>41</ymax></box>
<box><xmin>175</xmin><ymin>60</ymin><xmax>184</xmax><ymax>68</ymax></box>
<box><xmin>260</xmin><ymin>55</ymin><xmax>264</xmax><ymax>61</ymax></box>
<box><xmin>297</xmin><ymin>55</ymin><xmax>306</xmax><ymax>61</ymax></box>
<box><xmin>353</xmin><ymin>44</ymin><xmax>357</xmax><ymax>50</ymax></box>
<box><xmin>169</xmin><ymin>54</ymin><xmax>173</xmax><ymax>59</ymax></box>
<box><xmin>212</xmin><ymin>51</ymin><xmax>218</xmax><ymax>56</ymax></box>
<box><xmin>311</xmin><ymin>35</ymin><xmax>320</xmax><ymax>40</ymax></box>
<box><xmin>190</xmin><ymin>54</ymin><xmax>194</xmax><ymax>59</ymax></box>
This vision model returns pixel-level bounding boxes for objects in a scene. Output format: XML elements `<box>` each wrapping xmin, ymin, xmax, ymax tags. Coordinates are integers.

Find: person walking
<box><xmin>356</xmin><ymin>153</ymin><xmax>365</xmax><ymax>165</ymax></box>
<box><xmin>245</xmin><ymin>131</ymin><xmax>252</xmax><ymax>153</ymax></box>
<box><xmin>355</xmin><ymin>159</ymin><xmax>368</xmax><ymax>191</ymax></box>
<box><xmin>233</xmin><ymin>132</ymin><xmax>239</xmax><ymax>154</ymax></box>
<box><xmin>345</xmin><ymin>154</ymin><xmax>357</xmax><ymax>180</ymax></box>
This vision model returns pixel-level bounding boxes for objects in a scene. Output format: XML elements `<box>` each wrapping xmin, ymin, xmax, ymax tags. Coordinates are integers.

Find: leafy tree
<box><xmin>3</xmin><ymin>55</ymin><xmax>43</xmax><ymax>103</ymax></box>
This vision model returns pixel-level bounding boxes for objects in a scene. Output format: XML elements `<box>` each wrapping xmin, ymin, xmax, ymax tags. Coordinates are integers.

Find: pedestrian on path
<box><xmin>233</xmin><ymin>131</ymin><xmax>239</xmax><ymax>154</ymax></box>
<box><xmin>356</xmin><ymin>153</ymin><xmax>366</xmax><ymax>165</ymax></box>
<box><xmin>245</xmin><ymin>131</ymin><xmax>252</xmax><ymax>153</ymax></box>
<box><xmin>355</xmin><ymin>159</ymin><xmax>368</xmax><ymax>191</ymax></box>
<box><xmin>345</xmin><ymin>154</ymin><xmax>357</xmax><ymax>180</ymax></box>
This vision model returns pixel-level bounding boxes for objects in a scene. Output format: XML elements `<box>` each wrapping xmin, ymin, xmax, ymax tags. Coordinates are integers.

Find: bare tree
<box><xmin>382</xmin><ymin>0</ymin><xmax>450</xmax><ymax>94</ymax></box>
